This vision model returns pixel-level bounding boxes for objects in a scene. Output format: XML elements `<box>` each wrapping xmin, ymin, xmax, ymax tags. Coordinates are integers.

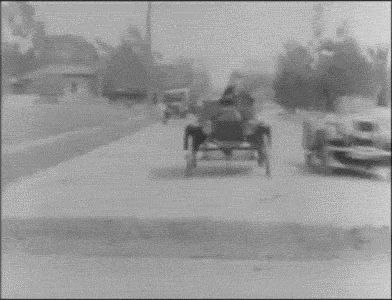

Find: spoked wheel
<box><xmin>248</xmin><ymin>150</ymin><xmax>256</xmax><ymax>160</ymax></box>
<box><xmin>185</xmin><ymin>153</ymin><xmax>196</xmax><ymax>177</ymax></box>
<box><xmin>163</xmin><ymin>111</ymin><xmax>170</xmax><ymax>124</ymax></box>
<box><xmin>264</xmin><ymin>147</ymin><xmax>271</xmax><ymax>177</ymax></box>
<box><xmin>200</xmin><ymin>147</ymin><xmax>209</xmax><ymax>160</ymax></box>
<box><xmin>185</xmin><ymin>136</ymin><xmax>197</xmax><ymax>177</ymax></box>
<box><xmin>258</xmin><ymin>144</ymin><xmax>271</xmax><ymax>177</ymax></box>
<box><xmin>318</xmin><ymin>131</ymin><xmax>331</xmax><ymax>176</ymax></box>
<box><xmin>305</xmin><ymin>151</ymin><xmax>314</xmax><ymax>169</ymax></box>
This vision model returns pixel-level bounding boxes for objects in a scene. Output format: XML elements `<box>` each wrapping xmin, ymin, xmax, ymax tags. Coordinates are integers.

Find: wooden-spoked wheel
<box><xmin>162</xmin><ymin>113</ymin><xmax>168</xmax><ymax>124</ymax></box>
<box><xmin>185</xmin><ymin>136</ymin><xmax>197</xmax><ymax>177</ymax></box>
<box><xmin>317</xmin><ymin>130</ymin><xmax>332</xmax><ymax>176</ymax></box>
<box><xmin>305</xmin><ymin>151</ymin><xmax>314</xmax><ymax>169</ymax></box>
<box><xmin>257</xmin><ymin>143</ymin><xmax>271</xmax><ymax>177</ymax></box>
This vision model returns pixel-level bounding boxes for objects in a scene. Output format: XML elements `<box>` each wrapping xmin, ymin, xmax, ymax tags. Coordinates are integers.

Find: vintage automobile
<box><xmin>161</xmin><ymin>88</ymin><xmax>190</xmax><ymax>124</ymax></box>
<box><xmin>302</xmin><ymin>96</ymin><xmax>391</xmax><ymax>176</ymax></box>
<box><xmin>183</xmin><ymin>94</ymin><xmax>272</xmax><ymax>177</ymax></box>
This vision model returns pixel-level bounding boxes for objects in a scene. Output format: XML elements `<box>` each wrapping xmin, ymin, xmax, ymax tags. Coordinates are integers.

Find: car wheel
<box><xmin>185</xmin><ymin>137</ymin><xmax>196</xmax><ymax>177</ymax></box>
<box><xmin>319</xmin><ymin>131</ymin><xmax>331</xmax><ymax>176</ymax></box>
<box><xmin>305</xmin><ymin>151</ymin><xmax>313</xmax><ymax>168</ymax></box>
<box><xmin>258</xmin><ymin>144</ymin><xmax>271</xmax><ymax>177</ymax></box>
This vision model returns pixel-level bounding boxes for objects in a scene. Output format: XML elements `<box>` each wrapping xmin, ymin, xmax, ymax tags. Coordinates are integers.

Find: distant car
<box><xmin>161</xmin><ymin>88</ymin><xmax>190</xmax><ymax>124</ymax></box>
<box><xmin>302</xmin><ymin>96</ymin><xmax>391</xmax><ymax>176</ymax></box>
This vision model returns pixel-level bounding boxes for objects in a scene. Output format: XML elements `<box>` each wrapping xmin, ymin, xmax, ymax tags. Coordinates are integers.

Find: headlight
<box><xmin>373</xmin><ymin>132</ymin><xmax>391</xmax><ymax>150</ymax></box>
<box><xmin>336</xmin><ymin>122</ymin><xmax>350</xmax><ymax>136</ymax></box>
<box><xmin>325</xmin><ymin>122</ymin><xmax>342</xmax><ymax>137</ymax></box>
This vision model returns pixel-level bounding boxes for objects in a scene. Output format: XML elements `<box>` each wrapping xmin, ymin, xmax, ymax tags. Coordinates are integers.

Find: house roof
<box><xmin>21</xmin><ymin>64</ymin><xmax>97</xmax><ymax>80</ymax></box>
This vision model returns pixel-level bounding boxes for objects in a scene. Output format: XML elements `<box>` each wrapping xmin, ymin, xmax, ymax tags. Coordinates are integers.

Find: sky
<box><xmin>6</xmin><ymin>1</ymin><xmax>392</xmax><ymax>88</ymax></box>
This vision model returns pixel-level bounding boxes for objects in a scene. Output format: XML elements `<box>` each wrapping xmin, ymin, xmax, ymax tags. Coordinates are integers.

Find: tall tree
<box><xmin>273</xmin><ymin>41</ymin><xmax>314</xmax><ymax>111</ymax></box>
<box><xmin>1</xmin><ymin>2</ymin><xmax>45</xmax><ymax>76</ymax></box>
<box><xmin>315</xmin><ymin>35</ymin><xmax>376</xmax><ymax>110</ymax></box>
<box><xmin>102</xmin><ymin>40</ymin><xmax>148</xmax><ymax>95</ymax></box>
<box><xmin>2</xmin><ymin>2</ymin><xmax>46</xmax><ymax>50</ymax></box>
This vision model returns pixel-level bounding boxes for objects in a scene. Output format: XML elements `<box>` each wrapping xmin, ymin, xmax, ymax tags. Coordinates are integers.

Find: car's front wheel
<box><xmin>318</xmin><ymin>131</ymin><xmax>332</xmax><ymax>176</ymax></box>
<box><xmin>305</xmin><ymin>151</ymin><xmax>313</xmax><ymax>168</ymax></box>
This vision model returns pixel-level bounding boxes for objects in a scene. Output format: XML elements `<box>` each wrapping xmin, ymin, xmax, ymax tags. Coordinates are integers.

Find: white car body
<box><xmin>302</xmin><ymin>97</ymin><xmax>391</xmax><ymax>174</ymax></box>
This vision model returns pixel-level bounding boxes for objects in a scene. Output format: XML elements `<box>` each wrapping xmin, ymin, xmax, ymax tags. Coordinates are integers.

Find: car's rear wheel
<box><xmin>185</xmin><ymin>137</ymin><xmax>196</xmax><ymax>177</ymax></box>
<box><xmin>258</xmin><ymin>144</ymin><xmax>271</xmax><ymax>177</ymax></box>
<box><xmin>163</xmin><ymin>111</ymin><xmax>169</xmax><ymax>124</ymax></box>
<box><xmin>318</xmin><ymin>131</ymin><xmax>331</xmax><ymax>176</ymax></box>
<box><xmin>305</xmin><ymin>151</ymin><xmax>313</xmax><ymax>168</ymax></box>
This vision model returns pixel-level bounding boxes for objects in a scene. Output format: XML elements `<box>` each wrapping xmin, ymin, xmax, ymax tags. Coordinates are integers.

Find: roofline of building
<box><xmin>20</xmin><ymin>64</ymin><xmax>98</xmax><ymax>80</ymax></box>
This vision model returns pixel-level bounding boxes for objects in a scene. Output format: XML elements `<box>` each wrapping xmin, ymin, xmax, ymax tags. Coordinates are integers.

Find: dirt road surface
<box><xmin>2</xmin><ymin>108</ymin><xmax>390</xmax><ymax>298</ymax></box>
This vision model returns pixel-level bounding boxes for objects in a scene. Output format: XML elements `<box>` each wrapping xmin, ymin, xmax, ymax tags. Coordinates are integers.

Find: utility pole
<box><xmin>145</xmin><ymin>1</ymin><xmax>153</xmax><ymax>103</ymax></box>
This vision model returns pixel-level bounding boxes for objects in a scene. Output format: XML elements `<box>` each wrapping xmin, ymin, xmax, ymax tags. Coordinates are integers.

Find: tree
<box><xmin>102</xmin><ymin>41</ymin><xmax>148</xmax><ymax>96</ymax></box>
<box><xmin>315</xmin><ymin>36</ymin><xmax>376</xmax><ymax>111</ymax></box>
<box><xmin>336</xmin><ymin>20</ymin><xmax>350</xmax><ymax>40</ymax></box>
<box><xmin>386</xmin><ymin>66</ymin><xmax>391</xmax><ymax>107</ymax></box>
<box><xmin>95</xmin><ymin>38</ymin><xmax>116</xmax><ymax>56</ymax></box>
<box><xmin>367</xmin><ymin>46</ymin><xmax>390</xmax><ymax>106</ymax></box>
<box><xmin>273</xmin><ymin>42</ymin><xmax>314</xmax><ymax>111</ymax></box>
<box><xmin>274</xmin><ymin>16</ymin><xmax>380</xmax><ymax>112</ymax></box>
<box><xmin>2</xmin><ymin>2</ymin><xmax>46</xmax><ymax>51</ymax></box>
<box><xmin>274</xmin><ymin>4</ymin><xmax>388</xmax><ymax>112</ymax></box>
<box><xmin>121</xmin><ymin>25</ymin><xmax>145</xmax><ymax>58</ymax></box>
<box><xmin>100</xmin><ymin>22</ymin><xmax>156</xmax><ymax>97</ymax></box>
<box><xmin>311</xmin><ymin>3</ymin><xmax>327</xmax><ymax>40</ymax></box>
<box><xmin>1</xmin><ymin>2</ymin><xmax>46</xmax><ymax>77</ymax></box>
<box><xmin>309</xmin><ymin>3</ymin><xmax>328</xmax><ymax>54</ymax></box>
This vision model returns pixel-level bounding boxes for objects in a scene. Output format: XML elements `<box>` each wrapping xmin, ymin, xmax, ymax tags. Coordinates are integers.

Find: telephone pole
<box><xmin>145</xmin><ymin>1</ymin><xmax>153</xmax><ymax>103</ymax></box>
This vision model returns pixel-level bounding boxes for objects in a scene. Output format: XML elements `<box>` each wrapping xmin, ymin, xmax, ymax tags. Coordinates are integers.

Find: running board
<box><xmin>200</xmin><ymin>142</ymin><xmax>256</xmax><ymax>151</ymax></box>
<box><xmin>197</xmin><ymin>154</ymin><xmax>257</xmax><ymax>161</ymax></box>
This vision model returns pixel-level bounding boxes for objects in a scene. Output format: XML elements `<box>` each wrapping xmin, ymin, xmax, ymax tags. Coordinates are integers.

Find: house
<box><xmin>34</xmin><ymin>34</ymin><xmax>99</xmax><ymax>67</ymax></box>
<box><xmin>101</xmin><ymin>60</ymin><xmax>194</xmax><ymax>105</ymax></box>
<box><xmin>9</xmin><ymin>34</ymin><xmax>102</xmax><ymax>103</ymax></box>
<box><xmin>16</xmin><ymin>64</ymin><xmax>100</xmax><ymax>103</ymax></box>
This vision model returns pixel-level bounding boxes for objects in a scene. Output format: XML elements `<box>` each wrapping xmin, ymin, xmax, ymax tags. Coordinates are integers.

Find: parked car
<box><xmin>302</xmin><ymin>96</ymin><xmax>391</xmax><ymax>176</ymax></box>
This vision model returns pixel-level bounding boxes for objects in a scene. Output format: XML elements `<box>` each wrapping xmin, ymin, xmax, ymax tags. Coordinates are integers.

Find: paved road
<box><xmin>3</xmin><ymin>112</ymin><xmax>390</xmax><ymax>226</ymax></box>
<box><xmin>2</xmin><ymin>110</ymin><xmax>391</xmax><ymax>298</ymax></box>
<box><xmin>3</xmin><ymin>251</ymin><xmax>389</xmax><ymax>298</ymax></box>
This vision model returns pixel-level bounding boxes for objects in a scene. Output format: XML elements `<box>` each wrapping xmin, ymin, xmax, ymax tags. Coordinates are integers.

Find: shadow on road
<box><xmin>292</xmin><ymin>162</ymin><xmax>385</xmax><ymax>181</ymax></box>
<box><xmin>3</xmin><ymin>217</ymin><xmax>390</xmax><ymax>261</ymax></box>
<box><xmin>149</xmin><ymin>165</ymin><xmax>253</xmax><ymax>180</ymax></box>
